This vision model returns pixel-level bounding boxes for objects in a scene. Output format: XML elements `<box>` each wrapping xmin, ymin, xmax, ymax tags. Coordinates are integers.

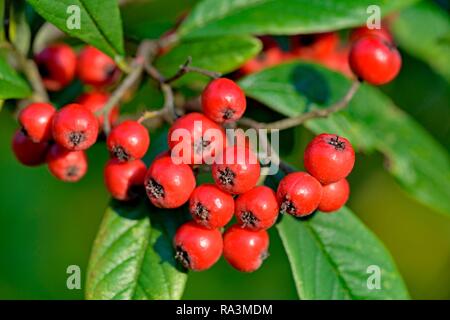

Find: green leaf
<box><xmin>179</xmin><ymin>0</ymin><xmax>418</xmax><ymax>39</ymax></box>
<box><xmin>121</xmin><ymin>0</ymin><xmax>198</xmax><ymax>41</ymax></box>
<box><xmin>276</xmin><ymin>207</ymin><xmax>409</xmax><ymax>299</ymax></box>
<box><xmin>239</xmin><ymin>62</ymin><xmax>450</xmax><ymax>215</ymax></box>
<box><xmin>10</xmin><ymin>0</ymin><xmax>31</xmax><ymax>55</ymax></box>
<box><xmin>85</xmin><ymin>200</ymin><xmax>187</xmax><ymax>300</ymax></box>
<box><xmin>27</xmin><ymin>0</ymin><xmax>124</xmax><ymax>59</ymax></box>
<box><xmin>155</xmin><ymin>36</ymin><xmax>261</xmax><ymax>87</ymax></box>
<box><xmin>0</xmin><ymin>54</ymin><xmax>32</xmax><ymax>99</ymax></box>
<box><xmin>392</xmin><ymin>1</ymin><xmax>450</xmax><ymax>82</ymax></box>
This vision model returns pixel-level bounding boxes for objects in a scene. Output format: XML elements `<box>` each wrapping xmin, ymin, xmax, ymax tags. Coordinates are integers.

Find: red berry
<box><xmin>349</xmin><ymin>36</ymin><xmax>401</xmax><ymax>85</ymax></box>
<box><xmin>223</xmin><ymin>225</ymin><xmax>269</xmax><ymax>272</ymax></box>
<box><xmin>240</xmin><ymin>46</ymin><xmax>284</xmax><ymax>75</ymax></box>
<box><xmin>174</xmin><ymin>221</ymin><xmax>223</xmax><ymax>271</ymax></box>
<box><xmin>18</xmin><ymin>102</ymin><xmax>56</xmax><ymax>142</ymax></box>
<box><xmin>52</xmin><ymin>103</ymin><xmax>99</xmax><ymax>151</ymax></box>
<box><xmin>292</xmin><ymin>32</ymin><xmax>340</xmax><ymax>59</ymax></box>
<box><xmin>277</xmin><ymin>172</ymin><xmax>322</xmax><ymax>217</ymax></box>
<box><xmin>318</xmin><ymin>179</ymin><xmax>350</xmax><ymax>213</ymax></box>
<box><xmin>11</xmin><ymin>130</ymin><xmax>49</xmax><ymax>166</ymax></box>
<box><xmin>168</xmin><ymin>112</ymin><xmax>226</xmax><ymax>165</ymax></box>
<box><xmin>77</xmin><ymin>46</ymin><xmax>119</xmax><ymax>87</ymax></box>
<box><xmin>76</xmin><ymin>92</ymin><xmax>119</xmax><ymax>130</ymax></box>
<box><xmin>145</xmin><ymin>155</ymin><xmax>196</xmax><ymax>208</ymax></box>
<box><xmin>304</xmin><ymin>133</ymin><xmax>355</xmax><ymax>184</ymax></box>
<box><xmin>107</xmin><ymin>120</ymin><xmax>150</xmax><ymax>161</ymax></box>
<box><xmin>35</xmin><ymin>44</ymin><xmax>76</xmax><ymax>91</ymax></box>
<box><xmin>189</xmin><ymin>184</ymin><xmax>234</xmax><ymax>229</ymax></box>
<box><xmin>201</xmin><ymin>78</ymin><xmax>246</xmax><ymax>123</ymax></box>
<box><xmin>350</xmin><ymin>25</ymin><xmax>393</xmax><ymax>44</ymax></box>
<box><xmin>46</xmin><ymin>144</ymin><xmax>88</xmax><ymax>182</ymax></box>
<box><xmin>212</xmin><ymin>146</ymin><xmax>260</xmax><ymax>195</ymax></box>
<box><xmin>235</xmin><ymin>186</ymin><xmax>279</xmax><ymax>230</ymax></box>
<box><xmin>104</xmin><ymin>159</ymin><xmax>147</xmax><ymax>201</ymax></box>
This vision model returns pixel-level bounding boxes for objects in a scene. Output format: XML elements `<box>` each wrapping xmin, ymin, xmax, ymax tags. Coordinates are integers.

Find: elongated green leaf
<box><xmin>121</xmin><ymin>0</ymin><xmax>198</xmax><ymax>41</ymax></box>
<box><xmin>276</xmin><ymin>208</ymin><xmax>409</xmax><ymax>299</ymax></box>
<box><xmin>27</xmin><ymin>0</ymin><xmax>124</xmax><ymax>59</ymax></box>
<box><xmin>392</xmin><ymin>1</ymin><xmax>450</xmax><ymax>82</ymax></box>
<box><xmin>86</xmin><ymin>200</ymin><xmax>187</xmax><ymax>300</ymax></box>
<box><xmin>155</xmin><ymin>36</ymin><xmax>261</xmax><ymax>86</ymax></box>
<box><xmin>179</xmin><ymin>0</ymin><xmax>418</xmax><ymax>39</ymax></box>
<box><xmin>0</xmin><ymin>55</ymin><xmax>32</xmax><ymax>99</ymax></box>
<box><xmin>239</xmin><ymin>62</ymin><xmax>450</xmax><ymax>215</ymax></box>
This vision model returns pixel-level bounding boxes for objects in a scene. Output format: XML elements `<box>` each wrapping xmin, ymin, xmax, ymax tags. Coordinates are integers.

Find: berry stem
<box><xmin>6</xmin><ymin>43</ymin><xmax>49</xmax><ymax>103</ymax></box>
<box><xmin>239</xmin><ymin>80</ymin><xmax>361</xmax><ymax>131</ymax></box>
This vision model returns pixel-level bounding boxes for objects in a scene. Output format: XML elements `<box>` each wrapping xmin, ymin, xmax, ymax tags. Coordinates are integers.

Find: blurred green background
<box><xmin>0</xmin><ymin>46</ymin><xmax>449</xmax><ymax>299</ymax></box>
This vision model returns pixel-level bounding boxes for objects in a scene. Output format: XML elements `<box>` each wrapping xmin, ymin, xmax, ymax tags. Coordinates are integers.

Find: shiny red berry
<box><xmin>235</xmin><ymin>186</ymin><xmax>279</xmax><ymax>230</ymax></box>
<box><xmin>349</xmin><ymin>36</ymin><xmax>401</xmax><ymax>85</ymax></box>
<box><xmin>201</xmin><ymin>78</ymin><xmax>246</xmax><ymax>123</ymax></box>
<box><xmin>11</xmin><ymin>130</ymin><xmax>49</xmax><ymax>166</ymax></box>
<box><xmin>174</xmin><ymin>221</ymin><xmax>223</xmax><ymax>271</ymax></box>
<box><xmin>18</xmin><ymin>102</ymin><xmax>56</xmax><ymax>142</ymax></box>
<box><xmin>212</xmin><ymin>146</ymin><xmax>260</xmax><ymax>195</ymax></box>
<box><xmin>277</xmin><ymin>172</ymin><xmax>322</xmax><ymax>217</ymax></box>
<box><xmin>318</xmin><ymin>179</ymin><xmax>350</xmax><ymax>213</ymax></box>
<box><xmin>76</xmin><ymin>92</ymin><xmax>119</xmax><ymax>130</ymax></box>
<box><xmin>107</xmin><ymin>120</ymin><xmax>150</xmax><ymax>161</ymax></box>
<box><xmin>350</xmin><ymin>25</ymin><xmax>393</xmax><ymax>44</ymax></box>
<box><xmin>46</xmin><ymin>144</ymin><xmax>88</xmax><ymax>182</ymax></box>
<box><xmin>168</xmin><ymin>112</ymin><xmax>226</xmax><ymax>165</ymax></box>
<box><xmin>145</xmin><ymin>155</ymin><xmax>196</xmax><ymax>208</ymax></box>
<box><xmin>35</xmin><ymin>44</ymin><xmax>76</xmax><ymax>91</ymax></box>
<box><xmin>189</xmin><ymin>184</ymin><xmax>234</xmax><ymax>229</ymax></box>
<box><xmin>304</xmin><ymin>133</ymin><xmax>355</xmax><ymax>184</ymax></box>
<box><xmin>52</xmin><ymin>103</ymin><xmax>99</xmax><ymax>151</ymax></box>
<box><xmin>223</xmin><ymin>225</ymin><xmax>269</xmax><ymax>272</ymax></box>
<box><xmin>104</xmin><ymin>159</ymin><xmax>147</xmax><ymax>201</ymax></box>
<box><xmin>77</xmin><ymin>46</ymin><xmax>119</xmax><ymax>87</ymax></box>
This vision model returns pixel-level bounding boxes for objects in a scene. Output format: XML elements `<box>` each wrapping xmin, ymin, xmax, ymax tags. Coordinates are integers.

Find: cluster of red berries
<box><xmin>11</xmin><ymin>45</ymin><xmax>121</xmax><ymax>181</ymax></box>
<box><xmin>240</xmin><ymin>24</ymin><xmax>401</xmax><ymax>85</ymax></box>
<box><xmin>11</xmin><ymin>43</ymin><xmax>357</xmax><ymax>274</ymax></box>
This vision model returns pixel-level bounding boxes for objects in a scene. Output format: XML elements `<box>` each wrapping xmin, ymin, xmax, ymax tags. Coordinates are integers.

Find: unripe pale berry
<box><xmin>349</xmin><ymin>36</ymin><xmax>401</xmax><ymax>85</ymax></box>
<box><xmin>189</xmin><ymin>184</ymin><xmax>234</xmax><ymax>229</ymax></box>
<box><xmin>174</xmin><ymin>221</ymin><xmax>223</xmax><ymax>271</ymax></box>
<box><xmin>201</xmin><ymin>78</ymin><xmax>246</xmax><ymax>123</ymax></box>
<box><xmin>212</xmin><ymin>146</ymin><xmax>260</xmax><ymax>195</ymax></box>
<box><xmin>52</xmin><ymin>103</ymin><xmax>99</xmax><ymax>151</ymax></box>
<box><xmin>223</xmin><ymin>225</ymin><xmax>269</xmax><ymax>272</ymax></box>
<box><xmin>18</xmin><ymin>102</ymin><xmax>56</xmax><ymax>142</ymax></box>
<box><xmin>104</xmin><ymin>159</ymin><xmax>147</xmax><ymax>201</ymax></box>
<box><xmin>35</xmin><ymin>44</ymin><xmax>76</xmax><ymax>91</ymax></box>
<box><xmin>304</xmin><ymin>133</ymin><xmax>355</xmax><ymax>184</ymax></box>
<box><xmin>11</xmin><ymin>130</ymin><xmax>49</xmax><ymax>166</ymax></box>
<box><xmin>107</xmin><ymin>120</ymin><xmax>150</xmax><ymax>161</ymax></box>
<box><xmin>234</xmin><ymin>186</ymin><xmax>279</xmax><ymax>230</ymax></box>
<box><xmin>318</xmin><ymin>179</ymin><xmax>350</xmax><ymax>213</ymax></box>
<box><xmin>145</xmin><ymin>155</ymin><xmax>196</xmax><ymax>208</ymax></box>
<box><xmin>277</xmin><ymin>172</ymin><xmax>322</xmax><ymax>217</ymax></box>
<box><xmin>46</xmin><ymin>144</ymin><xmax>88</xmax><ymax>182</ymax></box>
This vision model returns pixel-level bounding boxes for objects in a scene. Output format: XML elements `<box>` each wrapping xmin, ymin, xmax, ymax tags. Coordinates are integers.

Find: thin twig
<box><xmin>239</xmin><ymin>80</ymin><xmax>361</xmax><ymax>131</ymax></box>
<box><xmin>9</xmin><ymin>44</ymin><xmax>49</xmax><ymax>103</ymax></box>
<box><xmin>98</xmin><ymin>40</ymin><xmax>159</xmax><ymax>133</ymax></box>
<box><xmin>164</xmin><ymin>56</ymin><xmax>222</xmax><ymax>84</ymax></box>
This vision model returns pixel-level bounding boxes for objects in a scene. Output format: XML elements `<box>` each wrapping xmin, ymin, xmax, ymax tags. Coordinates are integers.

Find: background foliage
<box><xmin>0</xmin><ymin>0</ymin><xmax>449</xmax><ymax>299</ymax></box>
